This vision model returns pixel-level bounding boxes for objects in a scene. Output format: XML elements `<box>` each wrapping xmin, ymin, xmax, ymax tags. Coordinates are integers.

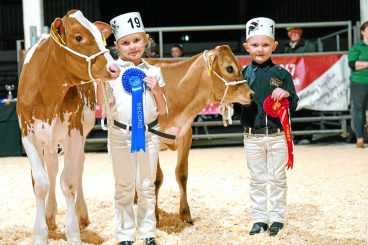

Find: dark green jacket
<box><xmin>348</xmin><ymin>40</ymin><xmax>368</xmax><ymax>85</ymax></box>
<box><xmin>240</xmin><ymin>59</ymin><xmax>299</xmax><ymax>129</ymax></box>
<box><xmin>284</xmin><ymin>39</ymin><xmax>316</xmax><ymax>53</ymax></box>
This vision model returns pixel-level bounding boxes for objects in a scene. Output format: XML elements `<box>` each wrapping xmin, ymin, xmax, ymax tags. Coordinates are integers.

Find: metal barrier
<box><xmin>86</xmin><ymin>114</ymin><xmax>351</xmax><ymax>147</ymax></box>
<box><xmin>145</xmin><ymin>21</ymin><xmax>353</xmax><ymax>57</ymax></box>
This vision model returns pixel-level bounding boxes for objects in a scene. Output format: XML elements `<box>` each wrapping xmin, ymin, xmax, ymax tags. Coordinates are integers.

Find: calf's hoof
<box><xmin>78</xmin><ymin>216</ymin><xmax>90</xmax><ymax>230</ymax></box>
<box><xmin>180</xmin><ymin>208</ymin><xmax>193</xmax><ymax>225</ymax></box>
<box><xmin>46</xmin><ymin>217</ymin><xmax>57</xmax><ymax>231</ymax></box>
<box><xmin>32</xmin><ymin>234</ymin><xmax>48</xmax><ymax>245</ymax></box>
<box><xmin>180</xmin><ymin>213</ymin><xmax>193</xmax><ymax>225</ymax></box>
<box><xmin>33</xmin><ymin>225</ymin><xmax>48</xmax><ymax>245</ymax></box>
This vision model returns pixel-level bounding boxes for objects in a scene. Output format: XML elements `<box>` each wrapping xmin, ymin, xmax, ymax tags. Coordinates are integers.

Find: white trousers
<box><xmin>108</xmin><ymin>125</ymin><xmax>160</xmax><ymax>241</ymax></box>
<box><xmin>243</xmin><ymin>132</ymin><xmax>287</xmax><ymax>224</ymax></box>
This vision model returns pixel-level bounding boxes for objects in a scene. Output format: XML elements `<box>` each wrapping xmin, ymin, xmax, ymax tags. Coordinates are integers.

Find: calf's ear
<box><xmin>208</xmin><ymin>54</ymin><xmax>218</xmax><ymax>67</ymax></box>
<box><xmin>52</xmin><ymin>18</ymin><xmax>63</xmax><ymax>34</ymax></box>
<box><xmin>94</xmin><ymin>21</ymin><xmax>113</xmax><ymax>39</ymax></box>
<box><xmin>51</xmin><ymin>18</ymin><xmax>66</xmax><ymax>45</ymax></box>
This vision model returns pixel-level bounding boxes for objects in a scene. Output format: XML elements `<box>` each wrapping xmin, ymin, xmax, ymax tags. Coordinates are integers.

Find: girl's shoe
<box><xmin>144</xmin><ymin>238</ymin><xmax>157</xmax><ymax>245</ymax></box>
<box><xmin>119</xmin><ymin>242</ymin><xmax>133</xmax><ymax>245</ymax></box>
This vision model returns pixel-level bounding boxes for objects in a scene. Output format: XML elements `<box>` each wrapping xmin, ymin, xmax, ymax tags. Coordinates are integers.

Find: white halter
<box><xmin>50</xmin><ymin>31</ymin><xmax>109</xmax><ymax>83</ymax></box>
<box><xmin>203</xmin><ymin>50</ymin><xmax>247</xmax><ymax>125</ymax></box>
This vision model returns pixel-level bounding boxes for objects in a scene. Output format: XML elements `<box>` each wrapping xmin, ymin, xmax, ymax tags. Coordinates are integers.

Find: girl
<box><xmin>97</xmin><ymin>12</ymin><xmax>167</xmax><ymax>245</ymax></box>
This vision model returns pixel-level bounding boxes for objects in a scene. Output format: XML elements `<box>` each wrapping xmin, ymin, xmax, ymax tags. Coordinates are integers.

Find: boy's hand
<box><xmin>271</xmin><ymin>88</ymin><xmax>290</xmax><ymax>101</ymax></box>
<box><xmin>143</xmin><ymin>76</ymin><xmax>160</xmax><ymax>95</ymax></box>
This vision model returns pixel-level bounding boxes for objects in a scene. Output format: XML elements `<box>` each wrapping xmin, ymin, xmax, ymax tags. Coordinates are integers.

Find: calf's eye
<box><xmin>226</xmin><ymin>66</ymin><xmax>234</xmax><ymax>73</ymax></box>
<box><xmin>75</xmin><ymin>35</ymin><xmax>83</xmax><ymax>42</ymax></box>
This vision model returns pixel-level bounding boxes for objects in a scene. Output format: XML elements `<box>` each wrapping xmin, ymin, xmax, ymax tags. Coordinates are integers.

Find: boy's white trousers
<box><xmin>108</xmin><ymin>125</ymin><xmax>160</xmax><ymax>241</ymax></box>
<box><xmin>243</xmin><ymin>132</ymin><xmax>288</xmax><ymax>224</ymax></box>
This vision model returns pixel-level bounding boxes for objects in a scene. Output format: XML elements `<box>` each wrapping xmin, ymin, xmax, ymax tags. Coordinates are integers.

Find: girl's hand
<box><xmin>143</xmin><ymin>76</ymin><xmax>160</xmax><ymax>95</ymax></box>
<box><xmin>271</xmin><ymin>88</ymin><xmax>290</xmax><ymax>101</ymax></box>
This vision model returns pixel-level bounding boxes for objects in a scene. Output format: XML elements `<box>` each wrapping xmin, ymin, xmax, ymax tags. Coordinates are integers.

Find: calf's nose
<box><xmin>108</xmin><ymin>64</ymin><xmax>120</xmax><ymax>78</ymax></box>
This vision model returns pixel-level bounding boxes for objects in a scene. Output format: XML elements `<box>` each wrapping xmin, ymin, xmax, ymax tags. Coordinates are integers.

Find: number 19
<box><xmin>128</xmin><ymin>17</ymin><xmax>141</xmax><ymax>29</ymax></box>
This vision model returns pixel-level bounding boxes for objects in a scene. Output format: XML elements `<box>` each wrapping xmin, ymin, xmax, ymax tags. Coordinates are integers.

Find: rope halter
<box><xmin>203</xmin><ymin>50</ymin><xmax>247</xmax><ymax>125</ymax></box>
<box><xmin>50</xmin><ymin>30</ymin><xmax>109</xmax><ymax>83</ymax></box>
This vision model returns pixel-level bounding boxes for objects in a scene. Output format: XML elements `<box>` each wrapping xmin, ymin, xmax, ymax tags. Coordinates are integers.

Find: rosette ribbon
<box><xmin>263</xmin><ymin>95</ymin><xmax>294</xmax><ymax>170</ymax></box>
<box><xmin>122</xmin><ymin>68</ymin><xmax>147</xmax><ymax>153</ymax></box>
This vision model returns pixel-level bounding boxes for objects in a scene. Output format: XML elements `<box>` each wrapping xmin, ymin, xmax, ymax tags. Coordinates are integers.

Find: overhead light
<box><xmin>182</xmin><ymin>34</ymin><xmax>190</xmax><ymax>42</ymax></box>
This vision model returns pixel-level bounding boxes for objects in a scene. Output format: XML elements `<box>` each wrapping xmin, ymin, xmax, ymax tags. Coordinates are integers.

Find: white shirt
<box><xmin>108</xmin><ymin>58</ymin><xmax>165</xmax><ymax>125</ymax></box>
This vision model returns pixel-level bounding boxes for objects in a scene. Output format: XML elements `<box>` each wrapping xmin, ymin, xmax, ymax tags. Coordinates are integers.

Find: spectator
<box><xmin>109</xmin><ymin>46</ymin><xmax>120</xmax><ymax>60</ymax></box>
<box><xmin>348</xmin><ymin>21</ymin><xmax>368</xmax><ymax>148</ymax></box>
<box><xmin>146</xmin><ymin>49</ymin><xmax>158</xmax><ymax>58</ymax></box>
<box><xmin>170</xmin><ymin>44</ymin><xmax>184</xmax><ymax>58</ymax></box>
<box><xmin>285</xmin><ymin>27</ymin><xmax>316</xmax><ymax>145</ymax></box>
<box><xmin>284</xmin><ymin>27</ymin><xmax>316</xmax><ymax>53</ymax></box>
<box><xmin>145</xmin><ymin>38</ymin><xmax>159</xmax><ymax>58</ymax></box>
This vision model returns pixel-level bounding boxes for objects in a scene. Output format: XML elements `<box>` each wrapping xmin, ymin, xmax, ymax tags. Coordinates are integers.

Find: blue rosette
<box><xmin>121</xmin><ymin>68</ymin><xmax>146</xmax><ymax>94</ymax></box>
<box><xmin>121</xmin><ymin>68</ymin><xmax>147</xmax><ymax>153</ymax></box>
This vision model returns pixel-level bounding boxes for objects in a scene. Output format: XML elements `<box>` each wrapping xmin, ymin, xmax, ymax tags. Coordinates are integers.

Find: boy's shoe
<box><xmin>269</xmin><ymin>222</ymin><xmax>284</xmax><ymax>236</ymax></box>
<box><xmin>119</xmin><ymin>242</ymin><xmax>133</xmax><ymax>245</ymax></box>
<box><xmin>144</xmin><ymin>238</ymin><xmax>157</xmax><ymax>245</ymax></box>
<box><xmin>249</xmin><ymin>222</ymin><xmax>268</xmax><ymax>235</ymax></box>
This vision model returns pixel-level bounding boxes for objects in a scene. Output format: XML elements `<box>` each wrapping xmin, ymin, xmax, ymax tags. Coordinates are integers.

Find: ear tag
<box><xmin>208</xmin><ymin>63</ymin><xmax>213</xmax><ymax>77</ymax></box>
<box><xmin>102</xmin><ymin>34</ymin><xmax>107</xmax><ymax>46</ymax></box>
<box><xmin>52</xmin><ymin>30</ymin><xmax>66</xmax><ymax>47</ymax></box>
<box><xmin>57</xmin><ymin>33</ymin><xmax>66</xmax><ymax>46</ymax></box>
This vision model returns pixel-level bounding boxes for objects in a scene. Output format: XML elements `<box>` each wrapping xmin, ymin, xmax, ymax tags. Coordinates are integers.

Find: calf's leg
<box><xmin>44</xmin><ymin>148</ymin><xmax>59</xmax><ymax>230</ymax></box>
<box><xmin>23</xmin><ymin>136</ymin><xmax>49</xmax><ymax>244</ymax></box>
<box><xmin>61</xmin><ymin>131</ymin><xmax>83</xmax><ymax>244</ymax></box>
<box><xmin>154</xmin><ymin>159</ymin><xmax>164</xmax><ymax>225</ymax></box>
<box><xmin>176</xmin><ymin>129</ymin><xmax>193</xmax><ymax>224</ymax></box>
<box><xmin>75</xmin><ymin>139</ymin><xmax>90</xmax><ymax>229</ymax></box>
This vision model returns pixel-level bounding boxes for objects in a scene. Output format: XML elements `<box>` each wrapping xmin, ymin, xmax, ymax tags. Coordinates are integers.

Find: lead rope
<box><xmin>203</xmin><ymin>50</ymin><xmax>247</xmax><ymax>126</ymax></box>
<box><xmin>50</xmin><ymin>31</ymin><xmax>109</xmax><ymax>83</ymax></box>
<box><xmin>50</xmin><ymin>30</ymin><xmax>114</xmax><ymax>131</ymax></box>
<box><xmin>100</xmin><ymin>82</ymin><xmax>114</xmax><ymax>130</ymax></box>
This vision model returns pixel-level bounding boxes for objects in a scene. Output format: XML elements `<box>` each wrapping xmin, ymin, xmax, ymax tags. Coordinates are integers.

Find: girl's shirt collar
<box><xmin>117</xmin><ymin>58</ymin><xmax>150</xmax><ymax>69</ymax></box>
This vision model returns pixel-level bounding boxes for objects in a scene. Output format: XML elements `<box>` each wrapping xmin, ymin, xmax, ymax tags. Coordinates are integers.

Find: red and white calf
<box><xmin>16</xmin><ymin>9</ymin><xmax>119</xmax><ymax>244</ymax></box>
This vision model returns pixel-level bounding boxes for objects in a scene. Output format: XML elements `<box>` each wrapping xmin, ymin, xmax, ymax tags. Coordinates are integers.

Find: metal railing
<box><xmin>317</xmin><ymin>27</ymin><xmax>351</xmax><ymax>51</ymax></box>
<box><xmin>145</xmin><ymin>21</ymin><xmax>353</xmax><ymax>57</ymax></box>
<box><xmin>86</xmin><ymin>114</ymin><xmax>350</xmax><ymax>147</ymax></box>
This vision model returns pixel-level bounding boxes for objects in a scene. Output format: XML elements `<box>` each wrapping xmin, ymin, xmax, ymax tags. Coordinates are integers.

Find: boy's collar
<box><xmin>251</xmin><ymin>58</ymin><xmax>273</xmax><ymax>68</ymax></box>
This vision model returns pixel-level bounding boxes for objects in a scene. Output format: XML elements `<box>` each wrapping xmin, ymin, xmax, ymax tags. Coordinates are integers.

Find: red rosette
<box><xmin>263</xmin><ymin>96</ymin><xmax>289</xmax><ymax>118</ymax></box>
<box><xmin>263</xmin><ymin>95</ymin><xmax>294</xmax><ymax>170</ymax></box>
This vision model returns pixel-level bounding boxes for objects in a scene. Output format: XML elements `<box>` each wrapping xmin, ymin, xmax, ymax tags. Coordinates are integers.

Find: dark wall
<box><xmin>0</xmin><ymin>0</ymin><xmax>100</xmax><ymax>51</ymax></box>
<box><xmin>99</xmin><ymin>0</ymin><xmax>360</xmax><ymax>26</ymax></box>
<box><xmin>98</xmin><ymin>0</ymin><xmax>360</xmax><ymax>48</ymax></box>
<box><xmin>0</xmin><ymin>0</ymin><xmax>23</xmax><ymax>50</ymax></box>
<box><xmin>0</xmin><ymin>0</ymin><xmax>361</xmax><ymax>51</ymax></box>
<box><xmin>44</xmin><ymin>0</ymin><xmax>101</xmax><ymax>27</ymax></box>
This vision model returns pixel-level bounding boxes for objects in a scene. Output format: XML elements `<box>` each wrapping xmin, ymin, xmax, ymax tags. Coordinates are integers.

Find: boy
<box><xmin>241</xmin><ymin>17</ymin><xmax>299</xmax><ymax>236</ymax></box>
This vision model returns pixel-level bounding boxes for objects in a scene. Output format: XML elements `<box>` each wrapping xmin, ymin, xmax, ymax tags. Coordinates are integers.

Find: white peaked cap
<box><xmin>110</xmin><ymin>12</ymin><xmax>145</xmax><ymax>40</ymax></box>
<box><xmin>246</xmin><ymin>17</ymin><xmax>275</xmax><ymax>40</ymax></box>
